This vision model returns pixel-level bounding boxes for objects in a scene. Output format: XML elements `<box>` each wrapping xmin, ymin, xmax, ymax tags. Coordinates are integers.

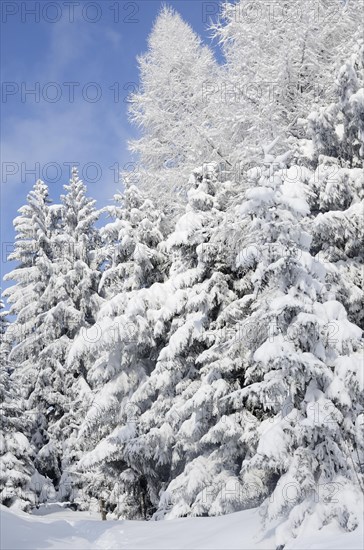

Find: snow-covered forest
<box><xmin>1</xmin><ymin>1</ymin><xmax>363</xmax><ymax>549</ymax></box>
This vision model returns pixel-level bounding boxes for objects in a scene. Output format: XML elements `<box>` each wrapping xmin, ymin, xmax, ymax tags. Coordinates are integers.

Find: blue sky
<box><xmin>1</xmin><ymin>0</ymin><xmax>223</xmax><ymax>293</ymax></box>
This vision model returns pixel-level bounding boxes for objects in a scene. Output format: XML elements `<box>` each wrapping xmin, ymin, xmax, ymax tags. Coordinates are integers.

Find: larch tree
<box><xmin>128</xmin><ymin>6</ymin><xmax>221</xmax><ymax>211</ymax></box>
<box><xmin>212</xmin><ymin>0</ymin><xmax>362</xmax><ymax>167</ymax></box>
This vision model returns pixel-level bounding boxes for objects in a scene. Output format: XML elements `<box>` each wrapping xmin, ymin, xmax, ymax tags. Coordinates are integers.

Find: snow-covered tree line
<box><xmin>1</xmin><ymin>2</ymin><xmax>363</xmax><ymax>545</ymax></box>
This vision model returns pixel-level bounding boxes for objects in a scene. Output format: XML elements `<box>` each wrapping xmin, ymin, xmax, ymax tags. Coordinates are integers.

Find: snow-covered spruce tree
<box><xmin>305</xmin><ymin>158</ymin><xmax>364</xmax><ymax>331</ymax></box>
<box><xmin>69</xmin><ymin>185</ymin><xmax>168</xmax><ymax>517</ymax></box>
<box><xmin>196</xmin><ymin>151</ymin><xmax>363</xmax><ymax>545</ymax></box>
<box><xmin>212</xmin><ymin>0</ymin><xmax>362</xmax><ymax>165</ymax></box>
<box><xmin>128</xmin><ymin>6</ymin><xmax>221</xmax><ymax>210</ymax></box>
<box><xmin>71</xmin><ymin>164</ymin><xmax>237</xmax><ymax>518</ymax></box>
<box><xmin>28</xmin><ymin>168</ymin><xmax>102</xmax><ymax>496</ymax></box>
<box><xmin>118</xmin><ymin>163</ymin><xmax>238</xmax><ymax>519</ymax></box>
<box><xmin>305</xmin><ymin>40</ymin><xmax>364</xmax><ymax>330</ymax></box>
<box><xmin>144</xmin><ymin>145</ymin><xmax>284</xmax><ymax>519</ymax></box>
<box><xmin>98</xmin><ymin>182</ymin><xmax>166</xmax><ymax>300</ymax></box>
<box><xmin>0</xmin><ymin>296</ymin><xmax>35</xmax><ymax>511</ymax></box>
<box><xmin>3</xmin><ymin>180</ymin><xmax>54</xmax><ymax>492</ymax></box>
<box><xmin>3</xmin><ymin>179</ymin><xmax>53</xmax><ymax>392</ymax></box>
<box><xmin>307</xmin><ymin>38</ymin><xmax>364</xmax><ymax>167</ymax></box>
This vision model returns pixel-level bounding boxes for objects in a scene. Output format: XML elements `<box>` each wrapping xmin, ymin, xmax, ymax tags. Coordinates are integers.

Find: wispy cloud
<box><xmin>1</xmin><ymin>12</ymin><xmax>135</xmax><ymax>289</ymax></box>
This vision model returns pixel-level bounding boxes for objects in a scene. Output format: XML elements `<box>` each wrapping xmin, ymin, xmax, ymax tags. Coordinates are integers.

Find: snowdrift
<box><xmin>1</xmin><ymin>504</ymin><xmax>363</xmax><ymax>550</ymax></box>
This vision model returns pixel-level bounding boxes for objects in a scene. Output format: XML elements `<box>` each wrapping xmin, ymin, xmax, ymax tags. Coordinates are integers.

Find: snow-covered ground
<box><xmin>1</xmin><ymin>504</ymin><xmax>363</xmax><ymax>550</ymax></box>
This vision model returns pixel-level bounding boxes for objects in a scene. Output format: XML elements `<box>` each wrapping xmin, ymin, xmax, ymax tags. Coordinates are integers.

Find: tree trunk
<box><xmin>99</xmin><ymin>498</ymin><xmax>107</xmax><ymax>521</ymax></box>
